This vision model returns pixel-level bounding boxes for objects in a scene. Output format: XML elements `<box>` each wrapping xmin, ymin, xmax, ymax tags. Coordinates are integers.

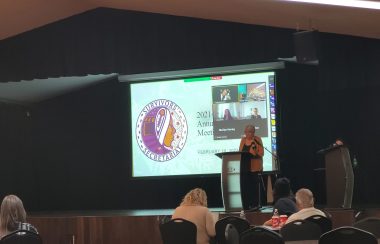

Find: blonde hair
<box><xmin>295</xmin><ymin>188</ymin><xmax>314</xmax><ymax>208</ymax></box>
<box><xmin>0</xmin><ymin>195</ymin><xmax>27</xmax><ymax>235</ymax></box>
<box><xmin>180</xmin><ymin>188</ymin><xmax>208</xmax><ymax>207</ymax></box>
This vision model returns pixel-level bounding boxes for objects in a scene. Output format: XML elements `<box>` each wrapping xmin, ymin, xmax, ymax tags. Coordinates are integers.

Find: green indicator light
<box><xmin>184</xmin><ymin>77</ymin><xmax>211</xmax><ymax>82</ymax></box>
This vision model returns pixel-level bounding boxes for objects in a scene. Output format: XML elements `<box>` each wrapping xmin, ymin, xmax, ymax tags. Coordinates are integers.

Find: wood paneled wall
<box><xmin>27</xmin><ymin>209</ymin><xmax>358</xmax><ymax>244</ymax></box>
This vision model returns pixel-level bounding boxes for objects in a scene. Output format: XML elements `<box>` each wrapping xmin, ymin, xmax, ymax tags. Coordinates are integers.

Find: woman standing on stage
<box><xmin>239</xmin><ymin>124</ymin><xmax>264</xmax><ymax>210</ymax></box>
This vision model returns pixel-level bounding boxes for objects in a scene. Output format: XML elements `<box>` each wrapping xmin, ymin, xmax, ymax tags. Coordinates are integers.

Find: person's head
<box><xmin>180</xmin><ymin>188</ymin><xmax>208</xmax><ymax>207</ymax></box>
<box><xmin>224</xmin><ymin>109</ymin><xmax>232</xmax><ymax>120</ymax></box>
<box><xmin>273</xmin><ymin>178</ymin><xmax>292</xmax><ymax>202</ymax></box>
<box><xmin>0</xmin><ymin>195</ymin><xmax>27</xmax><ymax>233</ymax></box>
<box><xmin>244</xmin><ymin>124</ymin><xmax>255</xmax><ymax>139</ymax></box>
<box><xmin>335</xmin><ymin>138</ymin><xmax>344</xmax><ymax>146</ymax></box>
<box><xmin>295</xmin><ymin>188</ymin><xmax>314</xmax><ymax>209</ymax></box>
<box><xmin>221</xmin><ymin>89</ymin><xmax>227</xmax><ymax>96</ymax></box>
<box><xmin>252</xmin><ymin>108</ymin><xmax>259</xmax><ymax>116</ymax></box>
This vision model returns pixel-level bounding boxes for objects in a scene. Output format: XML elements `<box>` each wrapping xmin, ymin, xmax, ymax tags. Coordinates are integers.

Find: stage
<box><xmin>27</xmin><ymin>206</ymin><xmax>370</xmax><ymax>244</ymax></box>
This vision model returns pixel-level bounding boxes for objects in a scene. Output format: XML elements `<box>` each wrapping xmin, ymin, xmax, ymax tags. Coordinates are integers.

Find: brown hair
<box><xmin>0</xmin><ymin>195</ymin><xmax>27</xmax><ymax>234</ymax></box>
<box><xmin>180</xmin><ymin>188</ymin><xmax>208</xmax><ymax>207</ymax></box>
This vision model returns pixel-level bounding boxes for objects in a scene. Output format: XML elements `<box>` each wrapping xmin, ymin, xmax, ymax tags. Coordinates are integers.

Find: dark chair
<box><xmin>240</xmin><ymin>226</ymin><xmax>284</xmax><ymax>244</ymax></box>
<box><xmin>224</xmin><ymin>224</ymin><xmax>239</xmax><ymax>244</ymax></box>
<box><xmin>280</xmin><ymin>219</ymin><xmax>322</xmax><ymax>241</ymax></box>
<box><xmin>0</xmin><ymin>230</ymin><xmax>42</xmax><ymax>244</ymax></box>
<box><xmin>305</xmin><ymin>215</ymin><xmax>333</xmax><ymax>233</ymax></box>
<box><xmin>353</xmin><ymin>217</ymin><xmax>380</xmax><ymax>238</ymax></box>
<box><xmin>215</xmin><ymin>216</ymin><xmax>250</xmax><ymax>244</ymax></box>
<box><xmin>355</xmin><ymin>209</ymin><xmax>380</xmax><ymax>221</ymax></box>
<box><xmin>159</xmin><ymin>218</ymin><xmax>197</xmax><ymax>244</ymax></box>
<box><xmin>319</xmin><ymin>226</ymin><xmax>377</xmax><ymax>244</ymax></box>
<box><xmin>320</xmin><ymin>209</ymin><xmax>333</xmax><ymax>219</ymax></box>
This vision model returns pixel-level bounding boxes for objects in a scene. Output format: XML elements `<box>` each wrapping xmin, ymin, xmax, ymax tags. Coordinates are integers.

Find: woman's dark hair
<box><xmin>273</xmin><ymin>177</ymin><xmax>293</xmax><ymax>203</ymax></box>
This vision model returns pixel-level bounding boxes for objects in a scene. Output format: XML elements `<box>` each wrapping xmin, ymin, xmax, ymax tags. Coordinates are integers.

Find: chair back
<box><xmin>305</xmin><ymin>215</ymin><xmax>333</xmax><ymax>233</ymax></box>
<box><xmin>159</xmin><ymin>218</ymin><xmax>197</xmax><ymax>244</ymax></box>
<box><xmin>0</xmin><ymin>230</ymin><xmax>42</xmax><ymax>244</ymax></box>
<box><xmin>319</xmin><ymin>226</ymin><xmax>377</xmax><ymax>244</ymax></box>
<box><xmin>321</xmin><ymin>209</ymin><xmax>333</xmax><ymax>219</ymax></box>
<box><xmin>240</xmin><ymin>226</ymin><xmax>284</xmax><ymax>244</ymax></box>
<box><xmin>215</xmin><ymin>216</ymin><xmax>250</xmax><ymax>244</ymax></box>
<box><xmin>280</xmin><ymin>219</ymin><xmax>321</xmax><ymax>241</ymax></box>
<box><xmin>225</xmin><ymin>224</ymin><xmax>239</xmax><ymax>244</ymax></box>
<box><xmin>353</xmin><ymin>217</ymin><xmax>380</xmax><ymax>238</ymax></box>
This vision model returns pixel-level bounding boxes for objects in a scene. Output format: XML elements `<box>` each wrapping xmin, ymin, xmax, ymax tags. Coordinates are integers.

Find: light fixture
<box><xmin>284</xmin><ymin>0</ymin><xmax>380</xmax><ymax>10</ymax></box>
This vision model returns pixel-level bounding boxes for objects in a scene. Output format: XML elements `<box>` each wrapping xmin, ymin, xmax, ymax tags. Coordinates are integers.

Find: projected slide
<box><xmin>129</xmin><ymin>70</ymin><xmax>277</xmax><ymax>177</ymax></box>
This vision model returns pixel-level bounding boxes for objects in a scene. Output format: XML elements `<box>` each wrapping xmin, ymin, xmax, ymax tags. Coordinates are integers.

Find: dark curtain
<box><xmin>0</xmin><ymin>8</ymin><xmax>293</xmax><ymax>82</ymax></box>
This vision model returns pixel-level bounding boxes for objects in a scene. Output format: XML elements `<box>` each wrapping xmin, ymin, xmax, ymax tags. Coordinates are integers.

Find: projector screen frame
<box><xmin>119</xmin><ymin>62</ymin><xmax>285</xmax><ymax>179</ymax></box>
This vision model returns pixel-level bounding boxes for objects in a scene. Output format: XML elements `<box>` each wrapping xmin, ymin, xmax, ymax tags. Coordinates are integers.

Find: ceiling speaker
<box><xmin>293</xmin><ymin>30</ymin><xmax>319</xmax><ymax>63</ymax></box>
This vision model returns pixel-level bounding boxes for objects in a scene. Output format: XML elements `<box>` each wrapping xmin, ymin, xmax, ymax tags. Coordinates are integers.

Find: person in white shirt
<box><xmin>285</xmin><ymin>188</ymin><xmax>326</xmax><ymax>224</ymax></box>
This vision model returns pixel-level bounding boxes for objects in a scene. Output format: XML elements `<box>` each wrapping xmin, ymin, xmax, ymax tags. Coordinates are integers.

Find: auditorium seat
<box><xmin>319</xmin><ymin>226</ymin><xmax>377</xmax><ymax>244</ymax></box>
<box><xmin>159</xmin><ymin>218</ymin><xmax>197</xmax><ymax>244</ymax></box>
<box><xmin>240</xmin><ymin>226</ymin><xmax>284</xmax><ymax>244</ymax></box>
<box><xmin>353</xmin><ymin>217</ymin><xmax>380</xmax><ymax>238</ymax></box>
<box><xmin>280</xmin><ymin>219</ymin><xmax>321</xmax><ymax>241</ymax></box>
<box><xmin>224</xmin><ymin>224</ymin><xmax>239</xmax><ymax>244</ymax></box>
<box><xmin>305</xmin><ymin>215</ymin><xmax>332</xmax><ymax>234</ymax></box>
<box><xmin>0</xmin><ymin>230</ymin><xmax>42</xmax><ymax>244</ymax></box>
<box><xmin>215</xmin><ymin>216</ymin><xmax>250</xmax><ymax>244</ymax></box>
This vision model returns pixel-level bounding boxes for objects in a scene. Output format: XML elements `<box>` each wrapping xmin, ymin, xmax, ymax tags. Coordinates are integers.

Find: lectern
<box><xmin>216</xmin><ymin>151</ymin><xmax>251</xmax><ymax>211</ymax></box>
<box><xmin>324</xmin><ymin>146</ymin><xmax>354</xmax><ymax>208</ymax></box>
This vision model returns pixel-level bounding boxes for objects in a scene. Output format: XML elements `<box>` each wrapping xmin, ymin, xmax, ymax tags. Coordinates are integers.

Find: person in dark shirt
<box><xmin>0</xmin><ymin>195</ymin><xmax>38</xmax><ymax>238</ymax></box>
<box><xmin>250</xmin><ymin>107</ymin><xmax>262</xmax><ymax>120</ymax></box>
<box><xmin>223</xmin><ymin>109</ymin><xmax>234</xmax><ymax>120</ymax></box>
<box><xmin>263</xmin><ymin>177</ymin><xmax>297</xmax><ymax>226</ymax></box>
<box><xmin>239</xmin><ymin>124</ymin><xmax>264</xmax><ymax>209</ymax></box>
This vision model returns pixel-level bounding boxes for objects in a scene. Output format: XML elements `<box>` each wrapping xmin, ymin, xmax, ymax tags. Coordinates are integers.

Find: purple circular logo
<box><xmin>136</xmin><ymin>99</ymin><xmax>187</xmax><ymax>162</ymax></box>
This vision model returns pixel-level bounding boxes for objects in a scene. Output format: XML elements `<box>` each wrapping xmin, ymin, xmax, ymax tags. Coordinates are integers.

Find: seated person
<box><xmin>0</xmin><ymin>195</ymin><xmax>38</xmax><ymax>238</ymax></box>
<box><xmin>263</xmin><ymin>177</ymin><xmax>297</xmax><ymax>226</ymax></box>
<box><xmin>220</xmin><ymin>89</ymin><xmax>231</xmax><ymax>101</ymax></box>
<box><xmin>223</xmin><ymin>109</ymin><xmax>234</xmax><ymax>121</ymax></box>
<box><xmin>286</xmin><ymin>188</ymin><xmax>326</xmax><ymax>224</ymax></box>
<box><xmin>251</xmin><ymin>107</ymin><xmax>262</xmax><ymax>120</ymax></box>
<box><xmin>172</xmin><ymin>188</ymin><xmax>216</xmax><ymax>244</ymax></box>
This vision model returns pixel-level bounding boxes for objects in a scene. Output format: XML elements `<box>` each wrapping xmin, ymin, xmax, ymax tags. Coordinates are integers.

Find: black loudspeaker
<box><xmin>293</xmin><ymin>30</ymin><xmax>319</xmax><ymax>63</ymax></box>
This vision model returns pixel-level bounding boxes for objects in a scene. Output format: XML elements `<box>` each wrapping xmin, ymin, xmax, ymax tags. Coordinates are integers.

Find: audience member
<box><xmin>0</xmin><ymin>195</ymin><xmax>38</xmax><ymax>238</ymax></box>
<box><xmin>285</xmin><ymin>188</ymin><xmax>326</xmax><ymax>224</ymax></box>
<box><xmin>172</xmin><ymin>188</ymin><xmax>216</xmax><ymax>244</ymax></box>
<box><xmin>263</xmin><ymin>177</ymin><xmax>297</xmax><ymax>226</ymax></box>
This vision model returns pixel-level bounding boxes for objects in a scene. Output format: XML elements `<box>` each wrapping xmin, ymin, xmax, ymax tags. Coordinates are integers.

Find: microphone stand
<box><xmin>264</xmin><ymin>147</ymin><xmax>280</xmax><ymax>177</ymax></box>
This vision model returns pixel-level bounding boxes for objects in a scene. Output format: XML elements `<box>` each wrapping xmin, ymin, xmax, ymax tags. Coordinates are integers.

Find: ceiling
<box><xmin>1</xmin><ymin>0</ymin><xmax>380</xmax><ymax>41</ymax></box>
<box><xmin>0</xmin><ymin>0</ymin><xmax>379</xmax><ymax>104</ymax></box>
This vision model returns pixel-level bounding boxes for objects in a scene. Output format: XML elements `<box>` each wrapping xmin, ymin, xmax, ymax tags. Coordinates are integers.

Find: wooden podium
<box><xmin>324</xmin><ymin>146</ymin><xmax>354</xmax><ymax>208</ymax></box>
<box><xmin>216</xmin><ymin>151</ymin><xmax>251</xmax><ymax>211</ymax></box>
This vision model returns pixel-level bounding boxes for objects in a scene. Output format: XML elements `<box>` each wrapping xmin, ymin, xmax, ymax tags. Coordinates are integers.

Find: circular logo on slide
<box><xmin>136</xmin><ymin>99</ymin><xmax>188</xmax><ymax>162</ymax></box>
